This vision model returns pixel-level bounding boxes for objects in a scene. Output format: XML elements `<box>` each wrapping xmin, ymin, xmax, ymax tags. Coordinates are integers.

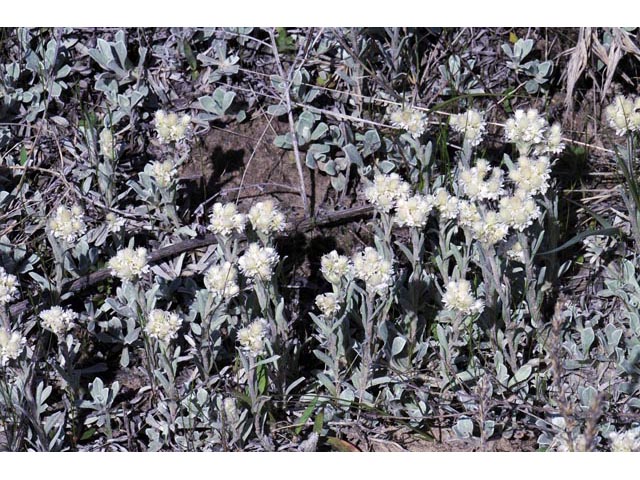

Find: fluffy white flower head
<box><xmin>315</xmin><ymin>292</ymin><xmax>341</xmax><ymax>317</ymax></box>
<box><xmin>364</xmin><ymin>173</ymin><xmax>411</xmax><ymax>212</ymax></box>
<box><xmin>458</xmin><ymin>160</ymin><xmax>504</xmax><ymax>201</ymax></box>
<box><xmin>154</xmin><ymin>110</ymin><xmax>191</xmax><ymax>143</ymax></box>
<box><xmin>442</xmin><ymin>279</ymin><xmax>484</xmax><ymax>315</ymax></box>
<box><xmin>504</xmin><ymin>109</ymin><xmax>548</xmax><ymax>154</ymax></box>
<box><xmin>449</xmin><ymin>109</ymin><xmax>487</xmax><ymax>146</ymax></box>
<box><xmin>0</xmin><ymin>328</ymin><xmax>25</xmax><ymax>364</ymax></box>
<box><xmin>39</xmin><ymin>306</ymin><xmax>77</xmax><ymax>336</ymax></box>
<box><xmin>609</xmin><ymin>428</ymin><xmax>640</xmax><ymax>452</ymax></box>
<box><xmin>388</xmin><ymin>106</ymin><xmax>428</xmax><ymax>138</ymax></box>
<box><xmin>498</xmin><ymin>193</ymin><xmax>541</xmax><ymax>231</ymax></box>
<box><xmin>0</xmin><ymin>267</ymin><xmax>19</xmax><ymax>306</ymax></box>
<box><xmin>394</xmin><ymin>194</ymin><xmax>433</xmax><ymax>228</ymax></box>
<box><xmin>469</xmin><ymin>210</ymin><xmax>509</xmax><ymax>246</ymax></box>
<box><xmin>432</xmin><ymin>188</ymin><xmax>459</xmax><ymax>220</ymax></box>
<box><xmin>238</xmin><ymin>243</ymin><xmax>279</xmax><ymax>282</ymax></box>
<box><xmin>352</xmin><ymin>247</ymin><xmax>393</xmax><ymax>295</ymax></box>
<box><xmin>48</xmin><ymin>205</ymin><xmax>86</xmax><ymax>244</ymax></box>
<box><xmin>145</xmin><ymin>309</ymin><xmax>182</xmax><ymax>343</ymax></box>
<box><xmin>108</xmin><ymin>247</ymin><xmax>150</xmax><ymax>282</ymax></box>
<box><xmin>248</xmin><ymin>200</ymin><xmax>286</xmax><ymax>236</ymax></box>
<box><xmin>105</xmin><ymin>212</ymin><xmax>125</xmax><ymax>233</ymax></box>
<box><xmin>320</xmin><ymin>250</ymin><xmax>351</xmax><ymax>285</ymax></box>
<box><xmin>509</xmin><ymin>156</ymin><xmax>551</xmax><ymax>197</ymax></box>
<box><xmin>148</xmin><ymin>159</ymin><xmax>177</xmax><ymax>188</ymax></box>
<box><xmin>204</xmin><ymin>261</ymin><xmax>240</xmax><ymax>301</ymax></box>
<box><xmin>605</xmin><ymin>95</ymin><xmax>640</xmax><ymax>136</ymax></box>
<box><xmin>208</xmin><ymin>202</ymin><xmax>246</xmax><ymax>237</ymax></box>
<box><xmin>99</xmin><ymin>128</ymin><xmax>115</xmax><ymax>160</ymax></box>
<box><xmin>237</xmin><ymin>318</ymin><xmax>269</xmax><ymax>357</ymax></box>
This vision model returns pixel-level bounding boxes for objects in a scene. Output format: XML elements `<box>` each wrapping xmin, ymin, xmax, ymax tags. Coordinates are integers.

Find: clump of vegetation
<box><xmin>1</xmin><ymin>27</ymin><xmax>639</xmax><ymax>452</ymax></box>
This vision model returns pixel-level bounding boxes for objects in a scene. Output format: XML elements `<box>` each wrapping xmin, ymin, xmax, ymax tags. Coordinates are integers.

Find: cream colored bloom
<box><xmin>99</xmin><ymin>128</ymin><xmax>115</xmax><ymax>160</ymax></box>
<box><xmin>238</xmin><ymin>243</ymin><xmax>279</xmax><ymax>282</ymax></box>
<box><xmin>39</xmin><ymin>306</ymin><xmax>77</xmax><ymax>336</ymax></box>
<box><xmin>145</xmin><ymin>309</ymin><xmax>182</xmax><ymax>343</ymax></box>
<box><xmin>498</xmin><ymin>193</ymin><xmax>540</xmax><ymax>231</ymax></box>
<box><xmin>0</xmin><ymin>328</ymin><xmax>25</xmax><ymax>364</ymax></box>
<box><xmin>149</xmin><ymin>160</ymin><xmax>177</xmax><ymax>188</ymax></box>
<box><xmin>449</xmin><ymin>109</ymin><xmax>486</xmax><ymax>146</ymax></box>
<box><xmin>237</xmin><ymin>318</ymin><xmax>269</xmax><ymax>356</ymax></box>
<box><xmin>388</xmin><ymin>106</ymin><xmax>428</xmax><ymax>138</ymax></box>
<box><xmin>505</xmin><ymin>109</ymin><xmax>548</xmax><ymax>154</ymax></box>
<box><xmin>315</xmin><ymin>292</ymin><xmax>341</xmax><ymax>317</ymax></box>
<box><xmin>508</xmin><ymin>156</ymin><xmax>551</xmax><ymax>197</ymax></box>
<box><xmin>364</xmin><ymin>173</ymin><xmax>411</xmax><ymax>212</ymax></box>
<box><xmin>320</xmin><ymin>250</ymin><xmax>351</xmax><ymax>285</ymax></box>
<box><xmin>108</xmin><ymin>247</ymin><xmax>150</xmax><ymax>282</ymax></box>
<box><xmin>605</xmin><ymin>95</ymin><xmax>640</xmax><ymax>136</ymax></box>
<box><xmin>432</xmin><ymin>188</ymin><xmax>459</xmax><ymax>220</ymax></box>
<box><xmin>609</xmin><ymin>428</ymin><xmax>640</xmax><ymax>452</ymax></box>
<box><xmin>48</xmin><ymin>205</ymin><xmax>87</xmax><ymax>244</ymax></box>
<box><xmin>458</xmin><ymin>160</ymin><xmax>504</xmax><ymax>201</ymax></box>
<box><xmin>154</xmin><ymin>110</ymin><xmax>191</xmax><ymax>143</ymax></box>
<box><xmin>394</xmin><ymin>194</ymin><xmax>433</xmax><ymax>228</ymax></box>
<box><xmin>247</xmin><ymin>200</ymin><xmax>286</xmax><ymax>236</ymax></box>
<box><xmin>469</xmin><ymin>210</ymin><xmax>509</xmax><ymax>246</ymax></box>
<box><xmin>208</xmin><ymin>202</ymin><xmax>246</xmax><ymax>236</ymax></box>
<box><xmin>352</xmin><ymin>247</ymin><xmax>393</xmax><ymax>294</ymax></box>
<box><xmin>442</xmin><ymin>279</ymin><xmax>484</xmax><ymax>315</ymax></box>
<box><xmin>105</xmin><ymin>212</ymin><xmax>126</xmax><ymax>233</ymax></box>
<box><xmin>204</xmin><ymin>261</ymin><xmax>240</xmax><ymax>301</ymax></box>
<box><xmin>0</xmin><ymin>267</ymin><xmax>19</xmax><ymax>306</ymax></box>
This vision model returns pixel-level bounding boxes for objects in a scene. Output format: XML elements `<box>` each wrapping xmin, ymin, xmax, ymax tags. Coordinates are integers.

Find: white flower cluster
<box><xmin>505</xmin><ymin>109</ymin><xmax>565</xmax><ymax>156</ymax></box>
<box><xmin>39</xmin><ymin>306</ymin><xmax>77</xmax><ymax>336</ymax></box>
<box><xmin>352</xmin><ymin>247</ymin><xmax>394</xmax><ymax>295</ymax></box>
<box><xmin>0</xmin><ymin>328</ymin><xmax>25</xmax><ymax>364</ymax></box>
<box><xmin>504</xmin><ymin>108</ymin><xmax>548</xmax><ymax>155</ymax></box>
<box><xmin>48</xmin><ymin>205</ymin><xmax>86</xmax><ymax>244</ymax></box>
<box><xmin>238</xmin><ymin>243</ymin><xmax>279</xmax><ymax>282</ymax></box>
<box><xmin>320</xmin><ymin>250</ymin><xmax>351</xmax><ymax>285</ymax></box>
<box><xmin>467</xmin><ymin>210</ymin><xmax>509</xmax><ymax>246</ymax></box>
<box><xmin>609</xmin><ymin>427</ymin><xmax>640</xmax><ymax>452</ymax></box>
<box><xmin>449</xmin><ymin>109</ymin><xmax>487</xmax><ymax>146</ymax></box>
<box><xmin>0</xmin><ymin>267</ymin><xmax>19</xmax><ymax>306</ymax></box>
<box><xmin>394</xmin><ymin>194</ymin><xmax>433</xmax><ymax>228</ymax></box>
<box><xmin>108</xmin><ymin>247</ymin><xmax>150</xmax><ymax>282</ymax></box>
<box><xmin>315</xmin><ymin>292</ymin><xmax>341</xmax><ymax>317</ymax></box>
<box><xmin>364</xmin><ymin>173</ymin><xmax>411</xmax><ymax>212</ymax></box>
<box><xmin>154</xmin><ymin>110</ymin><xmax>191</xmax><ymax>143</ymax></box>
<box><xmin>432</xmin><ymin>188</ymin><xmax>460</xmax><ymax>221</ymax></box>
<box><xmin>248</xmin><ymin>200</ymin><xmax>286</xmax><ymax>236</ymax></box>
<box><xmin>539</xmin><ymin>123</ymin><xmax>565</xmax><ymax>155</ymax></box>
<box><xmin>208</xmin><ymin>202</ymin><xmax>246</xmax><ymax>237</ymax></box>
<box><xmin>99</xmin><ymin>128</ymin><xmax>115</xmax><ymax>160</ymax></box>
<box><xmin>458</xmin><ymin>159</ymin><xmax>504</xmax><ymax>201</ymax></box>
<box><xmin>605</xmin><ymin>94</ymin><xmax>640</xmax><ymax>136</ymax></box>
<box><xmin>388</xmin><ymin>105</ymin><xmax>428</xmax><ymax>139</ymax></box>
<box><xmin>237</xmin><ymin>318</ymin><xmax>269</xmax><ymax>356</ymax></box>
<box><xmin>105</xmin><ymin>212</ymin><xmax>126</xmax><ymax>233</ymax></box>
<box><xmin>508</xmin><ymin>155</ymin><xmax>551</xmax><ymax>197</ymax></box>
<box><xmin>498</xmin><ymin>193</ymin><xmax>541</xmax><ymax>231</ymax></box>
<box><xmin>145</xmin><ymin>309</ymin><xmax>182</xmax><ymax>343</ymax></box>
<box><xmin>148</xmin><ymin>159</ymin><xmax>177</xmax><ymax>188</ymax></box>
<box><xmin>442</xmin><ymin>279</ymin><xmax>484</xmax><ymax>315</ymax></box>
<box><xmin>204</xmin><ymin>261</ymin><xmax>240</xmax><ymax>301</ymax></box>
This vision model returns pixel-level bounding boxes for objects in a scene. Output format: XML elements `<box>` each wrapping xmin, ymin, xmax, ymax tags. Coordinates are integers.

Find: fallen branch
<box><xmin>10</xmin><ymin>205</ymin><xmax>374</xmax><ymax>318</ymax></box>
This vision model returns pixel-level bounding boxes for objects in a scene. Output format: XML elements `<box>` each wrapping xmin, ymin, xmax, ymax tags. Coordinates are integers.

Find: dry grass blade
<box><xmin>563</xmin><ymin>27</ymin><xmax>591</xmax><ymax>116</ymax></box>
